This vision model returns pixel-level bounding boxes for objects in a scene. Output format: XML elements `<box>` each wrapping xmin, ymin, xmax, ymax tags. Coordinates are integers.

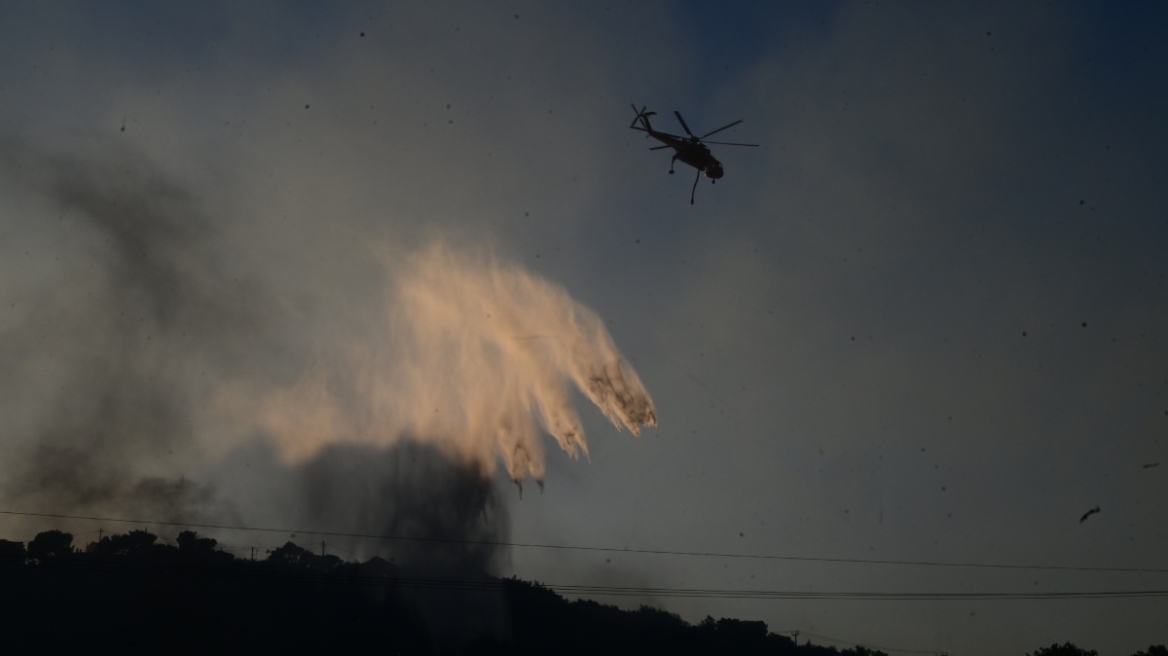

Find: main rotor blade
<box><xmin>697</xmin><ymin>119</ymin><xmax>743</xmax><ymax>140</ymax></box>
<box><xmin>649</xmin><ymin>145</ymin><xmax>673</xmax><ymax>151</ymax></box>
<box><xmin>701</xmin><ymin>140</ymin><xmax>759</xmax><ymax>147</ymax></box>
<box><xmin>674</xmin><ymin>111</ymin><xmax>695</xmax><ymax>138</ymax></box>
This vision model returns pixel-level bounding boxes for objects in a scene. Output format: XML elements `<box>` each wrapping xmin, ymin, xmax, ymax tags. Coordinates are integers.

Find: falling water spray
<box><xmin>250</xmin><ymin>241</ymin><xmax>657</xmax><ymax>481</ymax></box>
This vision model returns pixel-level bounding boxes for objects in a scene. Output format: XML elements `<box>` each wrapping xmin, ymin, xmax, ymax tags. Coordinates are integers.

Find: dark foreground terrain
<box><xmin>1</xmin><ymin>531</ymin><xmax>1162</xmax><ymax>656</ymax></box>
<box><xmin>0</xmin><ymin>529</ymin><xmax>863</xmax><ymax>655</ymax></box>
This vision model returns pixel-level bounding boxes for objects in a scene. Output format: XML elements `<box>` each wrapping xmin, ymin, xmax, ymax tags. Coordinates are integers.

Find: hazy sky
<box><xmin>2</xmin><ymin>2</ymin><xmax>1166</xmax><ymax>654</ymax></box>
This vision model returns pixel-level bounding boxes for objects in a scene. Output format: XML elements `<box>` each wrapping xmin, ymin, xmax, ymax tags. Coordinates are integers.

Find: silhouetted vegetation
<box><xmin>1</xmin><ymin>530</ymin><xmax>1162</xmax><ymax>655</ymax></box>
<box><xmin>1028</xmin><ymin>643</ymin><xmax>1100</xmax><ymax>656</ymax></box>
<box><xmin>0</xmin><ymin>538</ymin><xmax>25</xmax><ymax>565</ymax></box>
<box><xmin>26</xmin><ymin>529</ymin><xmax>74</xmax><ymax>561</ymax></box>
<box><xmin>1025</xmin><ymin>643</ymin><xmax>1167</xmax><ymax>656</ymax></box>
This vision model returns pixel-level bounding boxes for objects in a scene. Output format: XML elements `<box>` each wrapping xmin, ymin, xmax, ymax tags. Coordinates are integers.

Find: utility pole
<box><xmin>321</xmin><ymin>541</ymin><xmax>325</xmax><ymax>557</ymax></box>
<box><xmin>791</xmin><ymin>631</ymin><xmax>799</xmax><ymax>646</ymax></box>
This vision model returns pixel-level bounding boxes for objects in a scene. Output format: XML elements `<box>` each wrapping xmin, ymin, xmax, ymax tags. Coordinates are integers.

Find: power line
<box><xmin>3</xmin><ymin>508</ymin><xmax>1166</xmax><ymax>575</ymax></box>
<box><xmin>550</xmin><ymin>586</ymin><xmax>1168</xmax><ymax>601</ymax></box>
<box><xmin>8</xmin><ymin>557</ymin><xmax>1168</xmax><ymax>602</ymax></box>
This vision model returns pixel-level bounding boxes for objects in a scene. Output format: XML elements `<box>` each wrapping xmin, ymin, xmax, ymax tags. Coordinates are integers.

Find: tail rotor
<box><xmin>630</xmin><ymin>104</ymin><xmax>656</xmax><ymax>133</ymax></box>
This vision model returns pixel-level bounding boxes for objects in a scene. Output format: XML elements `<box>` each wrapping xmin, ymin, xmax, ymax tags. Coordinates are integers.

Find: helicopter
<box><xmin>629</xmin><ymin>104</ymin><xmax>759</xmax><ymax>204</ymax></box>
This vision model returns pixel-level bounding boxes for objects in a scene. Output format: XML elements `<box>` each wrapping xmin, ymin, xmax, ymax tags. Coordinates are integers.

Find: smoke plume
<box><xmin>298</xmin><ymin>441</ymin><xmax>508</xmax><ymax>572</ymax></box>
<box><xmin>1</xmin><ymin>141</ymin><xmax>655</xmax><ymax>535</ymax></box>
<box><xmin>0</xmin><ymin>141</ymin><xmax>266</xmax><ymax>523</ymax></box>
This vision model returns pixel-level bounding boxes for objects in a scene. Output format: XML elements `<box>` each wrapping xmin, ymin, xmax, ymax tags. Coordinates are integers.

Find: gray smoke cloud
<box><xmin>0</xmin><ymin>139</ymin><xmax>267</xmax><ymax>523</ymax></box>
<box><xmin>0</xmin><ymin>138</ymin><xmax>654</xmax><ymax>549</ymax></box>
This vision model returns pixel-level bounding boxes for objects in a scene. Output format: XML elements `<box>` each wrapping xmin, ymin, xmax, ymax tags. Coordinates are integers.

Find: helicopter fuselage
<box><xmin>643</xmin><ymin>130</ymin><xmax>725</xmax><ymax>179</ymax></box>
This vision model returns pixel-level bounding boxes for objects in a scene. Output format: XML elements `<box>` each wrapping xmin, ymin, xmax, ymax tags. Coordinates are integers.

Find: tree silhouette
<box><xmin>86</xmin><ymin>529</ymin><xmax>157</xmax><ymax>558</ymax></box>
<box><xmin>176</xmin><ymin>530</ymin><xmax>218</xmax><ymax>553</ymax></box>
<box><xmin>1131</xmin><ymin>646</ymin><xmax>1167</xmax><ymax>656</ymax></box>
<box><xmin>1027</xmin><ymin>643</ymin><xmax>1099</xmax><ymax>656</ymax></box>
<box><xmin>27</xmin><ymin>530</ymin><xmax>74</xmax><ymax>561</ymax></box>
<box><xmin>266</xmin><ymin>541</ymin><xmax>341</xmax><ymax>572</ymax></box>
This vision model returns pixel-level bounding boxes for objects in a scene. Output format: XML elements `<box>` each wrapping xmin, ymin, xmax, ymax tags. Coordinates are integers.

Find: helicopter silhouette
<box><xmin>630</xmin><ymin>104</ymin><xmax>758</xmax><ymax>204</ymax></box>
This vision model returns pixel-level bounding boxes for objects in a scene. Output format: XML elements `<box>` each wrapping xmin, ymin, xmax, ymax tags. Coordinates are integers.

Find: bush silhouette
<box><xmin>0</xmin><ymin>539</ymin><xmax>26</xmax><ymax>565</ymax></box>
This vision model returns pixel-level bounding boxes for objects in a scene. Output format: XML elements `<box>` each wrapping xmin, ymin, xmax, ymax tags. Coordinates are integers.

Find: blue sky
<box><xmin>1</xmin><ymin>2</ymin><xmax>1166</xmax><ymax>654</ymax></box>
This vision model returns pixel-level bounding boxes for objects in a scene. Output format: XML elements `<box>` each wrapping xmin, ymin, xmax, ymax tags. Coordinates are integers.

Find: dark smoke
<box><xmin>298</xmin><ymin>441</ymin><xmax>508</xmax><ymax>573</ymax></box>
<box><xmin>0</xmin><ymin>139</ymin><xmax>271</xmax><ymax>522</ymax></box>
<box><xmin>296</xmin><ymin>441</ymin><xmax>511</xmax><ymax>644</ymax></box>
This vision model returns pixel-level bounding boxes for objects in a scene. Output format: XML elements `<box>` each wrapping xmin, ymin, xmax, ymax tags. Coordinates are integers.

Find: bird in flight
<box><xmin>1079</xmin><ymin>506</ymin><xmax>1101</xmax><ymax>523</ymax></box>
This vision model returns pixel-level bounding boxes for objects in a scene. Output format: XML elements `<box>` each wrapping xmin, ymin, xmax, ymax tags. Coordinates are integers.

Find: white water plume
<box><xmin>251</xmin><ymin>242</ymin><xmax>656</xmax><ymax>481</ymax></box>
